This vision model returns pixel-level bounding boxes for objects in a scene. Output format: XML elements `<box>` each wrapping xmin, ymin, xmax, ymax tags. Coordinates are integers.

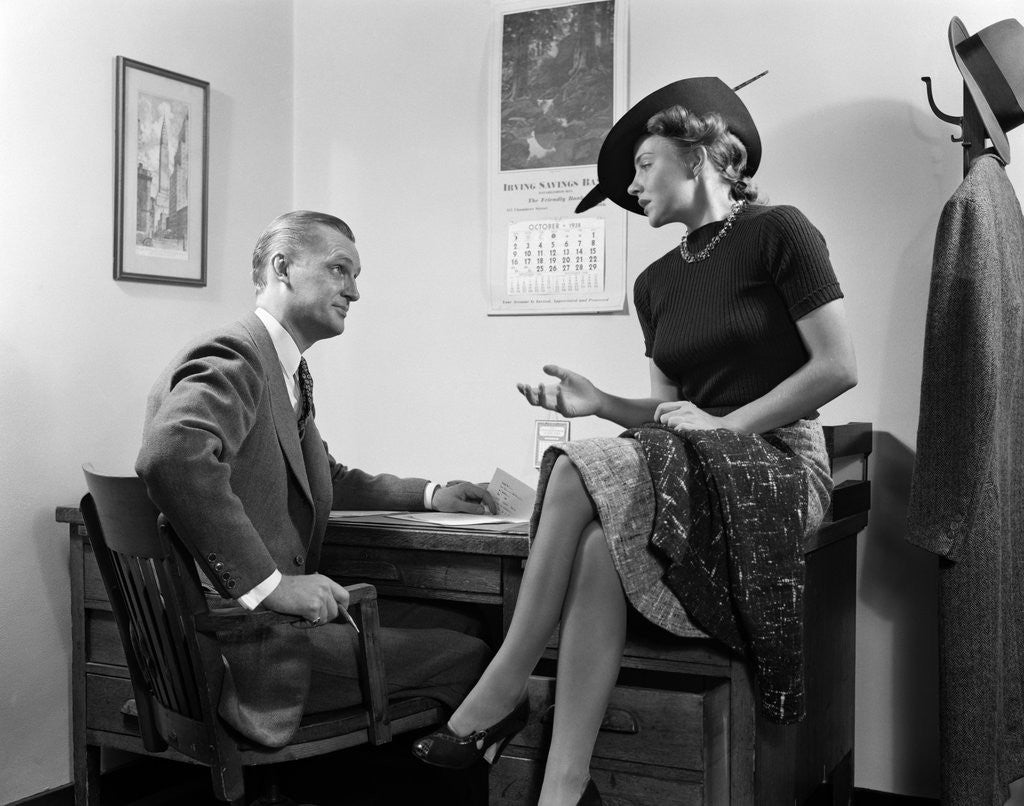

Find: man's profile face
<box><xmin>283</xmin><ymin>224</ymin><xmax>361</xmax><ymax>344</ymax></box>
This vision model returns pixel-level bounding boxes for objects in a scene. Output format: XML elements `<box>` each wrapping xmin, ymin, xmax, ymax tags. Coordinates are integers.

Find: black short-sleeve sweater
<box><xmin>633</xmin><ymin>203</ymin><xmax>843</xmax><ymax>414</ymax></box>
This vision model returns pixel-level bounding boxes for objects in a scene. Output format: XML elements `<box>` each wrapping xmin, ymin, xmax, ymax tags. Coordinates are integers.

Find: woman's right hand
<box><xmin>516</xmin><ymin>365</ymin><xmax>602</xmax><ymax>418</ymax></box>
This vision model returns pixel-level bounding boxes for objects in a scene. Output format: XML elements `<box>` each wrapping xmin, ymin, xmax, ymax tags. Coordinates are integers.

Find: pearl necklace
<box><xmin>679</xmin><ymin>201</ymin><xmax>745</xmax><ymax>263</ymax></box>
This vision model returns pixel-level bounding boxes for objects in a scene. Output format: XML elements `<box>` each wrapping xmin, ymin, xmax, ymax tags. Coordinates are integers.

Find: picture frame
<box><xmin>114</xmin><ymin>56</ymin><xmax>209</xmax><ymax>286</ymax></box>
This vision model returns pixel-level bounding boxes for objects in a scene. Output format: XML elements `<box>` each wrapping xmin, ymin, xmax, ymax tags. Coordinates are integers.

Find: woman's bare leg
<box><xmin>538</xmin><ymin>521</ymin><xmax>627</xmax><ymax>806</ymax></box>
<box><xmin>447</xmin><ymin>455</ymin><xmax>598</xmax><ymax>736</ymax></box>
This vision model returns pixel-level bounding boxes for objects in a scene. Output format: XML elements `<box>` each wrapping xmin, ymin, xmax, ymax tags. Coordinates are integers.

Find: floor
<box><xmin>98</xmin><ymin>738</ymin><xmax>488</xmax><ymax>806</ymax></box>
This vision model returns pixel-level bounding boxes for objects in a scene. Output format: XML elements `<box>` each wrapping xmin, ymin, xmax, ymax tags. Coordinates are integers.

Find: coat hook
<box><xmin>921</xmin><ymin>76</ymin><xmax>966</xmax><ymax>143</ymax></box>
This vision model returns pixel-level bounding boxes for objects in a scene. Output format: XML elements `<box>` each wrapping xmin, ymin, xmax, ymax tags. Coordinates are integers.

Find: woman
<box><xmin>412</xmin><ymin>76</ymin><xmax>857</xmax><ymax>805</ymax></box>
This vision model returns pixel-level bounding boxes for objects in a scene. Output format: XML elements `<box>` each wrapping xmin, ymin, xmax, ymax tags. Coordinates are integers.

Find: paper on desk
<box><xmin>389</xmin><ymin>511</ymin><xmax>523</xmax><ymax>526</ymax></box>
<box><xmin>388</xmin><ymin>468</ymin><xmax>536</xmax><ymax>527</ymax></box>
<box><xmin>330</xmin><ymin>510</ymin><xmax>402</xmax><ymax>519</ymax></box>
<box><xmin>488</xmin><ymin>467</ymin><xmax>536</xmax><ymax>521</ymax></box>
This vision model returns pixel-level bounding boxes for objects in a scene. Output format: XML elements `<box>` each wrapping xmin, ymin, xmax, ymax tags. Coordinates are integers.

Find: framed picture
<box><xmin>114</xmin><ymin>56</ymin><xmax>209</xmax><ymax>286</ymax></box>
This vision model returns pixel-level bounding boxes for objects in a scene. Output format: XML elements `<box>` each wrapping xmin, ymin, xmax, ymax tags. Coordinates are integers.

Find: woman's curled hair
<box><xmin>646</xmin><ymin>106</ymin><xmax>761</xmax><ymax>203</ymax></box>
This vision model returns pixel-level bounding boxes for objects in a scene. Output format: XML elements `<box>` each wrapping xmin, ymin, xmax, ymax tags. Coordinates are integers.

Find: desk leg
<box><xmin>70</xmin><ymin>527</ymin><xmax>101</xmax><ymax>806</ymax></box>
<box><xmin>500</xmin><ymin>557</ymin><xmax>524</xmax><ymax>638</ymax></box>
<box><xmin>73</xmin><ymin>744</ymin><xmax>100</xmax><ymax>806</ymax></box>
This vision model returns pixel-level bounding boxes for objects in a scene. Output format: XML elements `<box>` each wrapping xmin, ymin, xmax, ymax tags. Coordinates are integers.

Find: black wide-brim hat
<box><xmin>949</xmin><ymin>16</ymin><xmax>1024</xmax><ymax>164</ymax></box>
<box><xmin>576</xmin><ymin>76</ymin><xmax>761</xmax><ymax>215</ymax></box>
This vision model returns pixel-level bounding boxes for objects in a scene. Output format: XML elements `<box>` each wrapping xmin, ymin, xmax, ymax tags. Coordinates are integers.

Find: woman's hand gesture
<box><xmin>517</xmin><ymin>365</ymin><xmax>602</xmax><ymax>418</ymax></box>
<box><xmin>654</xmin><ymin>400</ymin><xmax>725</xmax><ymax>432</ymax></box>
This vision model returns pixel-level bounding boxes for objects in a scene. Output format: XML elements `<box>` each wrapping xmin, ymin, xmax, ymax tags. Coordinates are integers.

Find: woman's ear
<box><xmin>689</xmin><ymin>145</ymin><xmax>706</xmax><ymax>178</ymax></box>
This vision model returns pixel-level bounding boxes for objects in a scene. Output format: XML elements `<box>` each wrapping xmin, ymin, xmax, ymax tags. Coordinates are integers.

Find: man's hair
<box><xmin>251</xmin><ymin>210</ymin><xmax>355</xmax><ymax>291</ymax></box>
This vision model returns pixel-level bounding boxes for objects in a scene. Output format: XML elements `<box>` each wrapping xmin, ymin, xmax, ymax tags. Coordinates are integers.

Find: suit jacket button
<box><xmin>207</xmin><ymin>553</ymin><xmax>217</xmax><ymax>562</ymax></box>
<box><xmin>221</xmin><ymin>571</ymin><xmax>231</xmax><ymax>581</ymax></box>
<box><xmin>226</xmin><ymin>580</ymin><xmax>236</xmax><ymax>589</ymax></box>
<box><xmin>293</xmin><ymin>555</ymin><xmax>304</xmax><ymax>566</ymax></box>
<box><xmin>214</xmin><ymin>562</ymin><xmax>225</xmax><ymax>572</ymax></box>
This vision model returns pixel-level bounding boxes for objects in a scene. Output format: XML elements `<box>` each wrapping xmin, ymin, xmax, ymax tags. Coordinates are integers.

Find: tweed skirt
<box><xmin>533</xmin><ymin>419</ymin><xmax>833</xmax><ymax>638</ymax></box>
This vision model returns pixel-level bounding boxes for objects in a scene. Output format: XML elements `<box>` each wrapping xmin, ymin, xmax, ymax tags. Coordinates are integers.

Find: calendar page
<box><xmin>506</xmin><ymin>218</ymin><xmax>605</xmax><ymax>296</ymax></box>
<box><xmin>486</xmin><ymin>0</ymin><xmax>628</xmax><ymax>315</ymax></box>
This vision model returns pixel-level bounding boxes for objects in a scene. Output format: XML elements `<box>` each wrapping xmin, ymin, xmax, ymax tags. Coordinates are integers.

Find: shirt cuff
<box><xmin>424</xmin><ymin>481</ymin><xmax>441</xmax><ymax>510</ymax></box>
<box><xmin>238</xmin><ymin>569</ymin><xmax>282</xmax><ymax>610</ymax></box>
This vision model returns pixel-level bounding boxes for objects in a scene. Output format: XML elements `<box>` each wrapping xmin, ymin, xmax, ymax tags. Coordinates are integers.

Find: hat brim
<box><xmin>575</xmin><ymin>77</ymin><xmax>761</xmax><ymax>215</ymax></box>
<box><xmin>949</xmin><ymin>16</ymin><xmax>1011</xmax><ymax>163</ymax></box>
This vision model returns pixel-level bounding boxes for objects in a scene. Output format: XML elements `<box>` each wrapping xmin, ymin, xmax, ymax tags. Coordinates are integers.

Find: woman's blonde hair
<box><xmin>646</xmin><ymin>105</ymin><xmax>761</xmax><ymax>203</ymax></box>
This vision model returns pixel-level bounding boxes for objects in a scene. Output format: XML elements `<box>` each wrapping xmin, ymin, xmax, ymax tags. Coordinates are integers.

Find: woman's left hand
<box><xmin>654</xmin><ymin>401</ymin><xmax>724</xmax><ymax>432</ymax></box>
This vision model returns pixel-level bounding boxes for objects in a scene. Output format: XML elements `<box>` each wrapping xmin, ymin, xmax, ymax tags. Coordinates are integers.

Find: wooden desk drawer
<box><xmin>87</xmin><ymin>673</ymin><xmax>139</xmax><ymax>737</ymax></box>
<box><xmin>87</xmin><ymin>608</ymin><xmax>127</xmax><ymax>667</ymax></box>
<box><xmin>510</xmin><ymin>675</ymin><xmax>728</xmax><ymax>773</ymax></box>
<box><xmin>491</xmin><ymin>751</ymin><xmax>711</xmax><ymax>805</ymax></box>
<box><xmin>83</xmin><ymin>543</ymin><xmax>108</xmax><ymax>603</ymax></box>
<box><xmin>319</xmin><ymin>545</ymin><xmax>502</xmax><ymax>596</ymax></box>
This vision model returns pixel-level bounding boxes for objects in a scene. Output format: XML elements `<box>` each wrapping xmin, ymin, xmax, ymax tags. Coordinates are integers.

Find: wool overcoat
<box><xmin>907</xmin><ymin>154</ymin><xmax>1024</xmax><ymax>804</ymax></box>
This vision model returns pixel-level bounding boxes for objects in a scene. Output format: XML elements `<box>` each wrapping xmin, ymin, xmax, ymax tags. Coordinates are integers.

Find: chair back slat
<box><xmin>80</xmin><ymin>468</ymin><xmax>217</xmax><ymax>731</ymax></box>
<box><xmin>122</xmin><ymin>553</ymin><xmax>199</xmax><ymax>716</ymax></box>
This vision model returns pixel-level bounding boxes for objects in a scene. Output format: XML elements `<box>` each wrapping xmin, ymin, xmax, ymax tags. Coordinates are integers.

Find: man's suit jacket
<box><xmin>136</xmin><ymin>311</ymin><xmax>429</xmax><ymax>745</ymax></box>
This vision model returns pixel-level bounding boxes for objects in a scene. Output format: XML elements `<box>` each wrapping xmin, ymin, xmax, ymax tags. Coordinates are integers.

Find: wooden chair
<box><xmin>79</xmin><ymin>467</ymin><xmax>446</xmax><ymax>805</ymax></box>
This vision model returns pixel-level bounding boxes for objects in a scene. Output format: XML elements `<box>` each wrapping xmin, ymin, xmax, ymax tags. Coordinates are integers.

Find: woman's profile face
<box><xmin>627</xmin><ymin>134</ymin><xmax>695</xmax><ymax>227</ymax></box>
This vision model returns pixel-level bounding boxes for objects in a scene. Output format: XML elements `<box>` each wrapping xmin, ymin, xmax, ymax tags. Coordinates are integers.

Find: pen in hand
<box><xmin>340</xmin><ymin>607</ymin><xmax>360</xmax><ymax>633</ymax></box>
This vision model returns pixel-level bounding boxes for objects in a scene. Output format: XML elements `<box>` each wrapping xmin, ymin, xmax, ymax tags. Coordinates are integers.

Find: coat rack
<box><xmin>922</xmin><ymin>75</ymin><xmax>987</xmax><ymax>177</ymax></box>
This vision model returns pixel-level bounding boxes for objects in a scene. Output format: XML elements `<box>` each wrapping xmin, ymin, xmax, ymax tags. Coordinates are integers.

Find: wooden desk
<box><xmin>58</xmin><ymin>421</ymin><xmax>870</xmax><ymax>806</ymax></box>
<box><xmin>54</xmin><ymin>508</ymin><xmax>531</xmax><ymax>806</ymax></box>
<box><xmin>318</xmin><ymin>517</ymin><xmax>529</xmax><ymax>639</ymax></box>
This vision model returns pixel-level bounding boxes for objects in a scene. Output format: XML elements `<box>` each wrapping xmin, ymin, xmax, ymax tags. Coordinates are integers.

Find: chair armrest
<box><xmin>344</xmin><ymin>582</ymin><xmax>376</xmax><ymax>605</ymax></box>
<box><xmin>194</xmin><ymin>583</ymin><xmax>378</xmax><ymax>634</ymax></box>
<box><xmin>193</xmin><ymin>581</ymin><xmax>392</xmax><ymax>743</ymax></box>
<box><xmin>193</xmin><ymin>608</ymin><xmax>298</xmax><ymax>634</ymax></box>
<box><xmin>346</xmin><ymin>585</ymin><xmax>391</xmax><ymax>745</ymax></box>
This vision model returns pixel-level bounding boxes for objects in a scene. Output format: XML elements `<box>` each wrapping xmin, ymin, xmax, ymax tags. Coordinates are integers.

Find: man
<box><xmin>136</xmin><ymin>210</ymin><xmax>493</xmax><ymax>748</ymax></box>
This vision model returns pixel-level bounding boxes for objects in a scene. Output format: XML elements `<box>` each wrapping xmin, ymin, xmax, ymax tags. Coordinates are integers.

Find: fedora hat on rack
<box><xmin>575</xmin><ymin>76</ymin><xmax>762</xmax><ymax>215</ymax></box>
<box><xmin>949</xmin><ymin>16</ymin><xmax>1024</xmax><ymax>164</ymax></box>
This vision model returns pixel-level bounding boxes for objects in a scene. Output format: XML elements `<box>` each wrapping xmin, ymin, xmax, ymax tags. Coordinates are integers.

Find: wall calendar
<box><xmin>487</xmin><ymin>0</ymin><xmax>628</xmax><ymax>315</ymax></box>
<box><xmin>506</xmin><ymin>218</ymin><xmax>605</xmax><ymax>296</ymax></box>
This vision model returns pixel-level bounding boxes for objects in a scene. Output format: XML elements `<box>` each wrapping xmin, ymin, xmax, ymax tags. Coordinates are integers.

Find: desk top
<box><xmin>56</xmin><ymin>506</ymin><xmax>533</xmax><ymax>557</ymax></box>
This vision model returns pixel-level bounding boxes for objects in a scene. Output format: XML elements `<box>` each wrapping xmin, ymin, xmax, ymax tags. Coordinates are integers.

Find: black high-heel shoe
<box><xmin>577</xmin><ymin>778</ymin><xmax>603</xmax><ymax>805</ymax></box>
<box><xmin>411</xmin><ymin>697</ymin><xmax>530</xmax><ymax>770</ymax></box>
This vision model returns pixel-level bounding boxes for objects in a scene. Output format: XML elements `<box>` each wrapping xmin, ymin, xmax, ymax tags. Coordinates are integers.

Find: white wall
<box><xmin>293</xmin><ymin>0</ymin><xmax>1024</xmax><ymax>797</ymax></box>
<box><xmin>4</xmin><ymin>0</ymin><xmax>1023</xmax><ymax>800</ymax></box>
<box><xmin>0</xmin><ymin>0</ymin><xmax>294</xmax><ymax>801</ymax></box>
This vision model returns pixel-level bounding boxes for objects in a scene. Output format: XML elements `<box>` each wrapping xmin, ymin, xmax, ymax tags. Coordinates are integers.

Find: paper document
<box><xmin>488</xmin><ymin>467</ymin><xmax>536</xmax><ymax>521</ymax></box>
<box><xmin>388</xmin><ymin>468</ymin><xmax>536</xmax><ymax>527</ymax></box>
<box><xmin>389</xmin><ymin>512</ymin><xmax>522</xmax><ymax>526</ymax></box>
<box><xmin>330</xmin><ymin>510</ymin><xmax>401</xmax><ymax>519</ymax></box>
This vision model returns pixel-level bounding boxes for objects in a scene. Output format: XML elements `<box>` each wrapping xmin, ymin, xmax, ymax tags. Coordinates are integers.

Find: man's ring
<box><xmin>311</xmin><ymin>616</ymin><xmax>321</xmax><ymax>625</ymax></box>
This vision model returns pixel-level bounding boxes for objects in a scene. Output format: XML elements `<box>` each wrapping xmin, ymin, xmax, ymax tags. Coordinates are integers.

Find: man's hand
<box><xmin>432</xmin><ymin>481</ymin><xmax>497</xmax><ymax>515</ymax></box>
<box><xmin>261</xmin><ymin>573</ymin><xmax>350</xmax><ymax>627</ymax></box>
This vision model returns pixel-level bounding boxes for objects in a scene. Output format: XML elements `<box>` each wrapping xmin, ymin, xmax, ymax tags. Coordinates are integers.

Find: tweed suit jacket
<box><xmin>907</xmin><ymin>154</ymin><xmax>1024</xmax><ymax>804</ymax></box>
<box><xmin>136</xmin><ymin>311</ymin><xmax>429</xmax><ymax>745</ymax></box>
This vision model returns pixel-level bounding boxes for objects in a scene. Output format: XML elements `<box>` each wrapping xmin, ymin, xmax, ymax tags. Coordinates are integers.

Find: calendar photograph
<box><xmin>487</xmin><ymin>0</ymin><xmax>628</xmax><ymax>315</ymax></box>
<box><xmin>500</xmin><ymin>1</ymin><xmax>615</xmax><ymax>171</ymax></box>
